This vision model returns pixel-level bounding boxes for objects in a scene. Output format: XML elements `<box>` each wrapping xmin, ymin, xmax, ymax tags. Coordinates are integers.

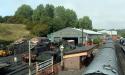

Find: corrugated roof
<box><xmin>72</xmin><ymin>28</ymin><xmax>102</xmax><ymax>35</ymax></box>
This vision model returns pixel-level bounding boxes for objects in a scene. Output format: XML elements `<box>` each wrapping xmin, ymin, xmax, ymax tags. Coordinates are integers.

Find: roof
<box><xmin>72</xmin><ymin>28</ymin><xmax>102</xmax><ymax>35</ymax></box>
<box><xmin>48</xmin><ymin>27</ymin><xmax>102</xmax><ymax>36</ymax></box>
<box><xmin>98</xmin><ymin>30</ymin><xmax>117</xmax><ymax>35</ymax></box>
<box><xmin>64</xmin><ymin>45</ymin><xmax>97</xmax><ymax>55</ymax></box>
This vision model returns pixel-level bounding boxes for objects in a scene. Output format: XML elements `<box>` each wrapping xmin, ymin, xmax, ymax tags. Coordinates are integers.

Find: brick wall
<box><xmin>64</xmin><ymin>56</ymin><xmax>80</xmax><ymax>70</ymax></box>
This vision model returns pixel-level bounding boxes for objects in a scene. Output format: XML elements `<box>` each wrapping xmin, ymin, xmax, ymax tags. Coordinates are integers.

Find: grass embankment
<box><xmin>0</xmin><ymin>23</ymin><xmax>30</xmax><ymax>42</ymax></box>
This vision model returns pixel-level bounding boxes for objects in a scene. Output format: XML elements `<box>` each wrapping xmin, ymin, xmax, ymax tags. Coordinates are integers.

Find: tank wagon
<box><xmin>82</xmin><ymin>39</ymin><xmax>119</xmax><ymax>75</ymax></box>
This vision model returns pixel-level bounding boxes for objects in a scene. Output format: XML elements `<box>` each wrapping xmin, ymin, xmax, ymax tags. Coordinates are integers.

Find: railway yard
<box><xmin>0</xmin><ymin>54</ymin><xmax>35</xmax><ymax>75</ymax></box>
<box><xmin>0</xmin><ymin>39</ymin><xmax>125</xmax><ymax>75</ymax></box>
<box><xmin>1</xmin><ymin>0</ymin><xmax>125</xmax><ymax>75</ymax></box>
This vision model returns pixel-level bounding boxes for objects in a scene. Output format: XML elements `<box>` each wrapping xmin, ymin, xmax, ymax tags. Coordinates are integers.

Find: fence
<box><xmin>36</xmin><ymin>57</ymin><xmax>61</xmax><ymax>75</ymax></box>
<box><xmin>36</xmin><ymin>57</ymin><xmax>53</xmax><ymax>75</ymax></box>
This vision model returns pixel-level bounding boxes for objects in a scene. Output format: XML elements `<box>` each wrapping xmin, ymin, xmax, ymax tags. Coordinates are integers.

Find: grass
<box><xmin>0</xmin><ymin>23</ymin><xmax>30</xmax><ymax>41</ymax></box>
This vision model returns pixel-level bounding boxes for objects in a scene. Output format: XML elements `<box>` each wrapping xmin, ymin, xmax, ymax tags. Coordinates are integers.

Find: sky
<box><xmin>0</xmin><ymin>0</ymin><xmax>125</xmax><ymax>29</ymax></box>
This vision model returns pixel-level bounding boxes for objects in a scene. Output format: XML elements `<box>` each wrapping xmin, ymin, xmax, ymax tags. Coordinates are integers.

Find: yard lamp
<box><xmin>60</xmin><ymin>45</ymin><xmax>64</xmax><ymax>67</ymax></box>
<box><xmin>14</xmin><ymin>56</ymin><xmax>17</xmax><ymax>63</ymax></box>
<box><xmin>28</xmin><ymin>40</ymin><xmax>31</xmax><ymax>75</ymax></box>
<box><xmin>13</xmin><ymin>44</ymin><xmax>18</xmax><ymax>64</ymax></box>
<box><xmin>92</xmin><ymin>39</ymin><xmax>93</xmax><ymax>46</ymax></box>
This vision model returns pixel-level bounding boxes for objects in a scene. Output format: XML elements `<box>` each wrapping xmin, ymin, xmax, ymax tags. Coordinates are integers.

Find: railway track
<box><xmin>6</xmin><ymin>62</ymin><xmax>36</xmax><ymax>75</ymax></box>
<box><xmin>0</xmin><ymin>53</ymin><xmax>36</xmax><ymax>75</ymax></box>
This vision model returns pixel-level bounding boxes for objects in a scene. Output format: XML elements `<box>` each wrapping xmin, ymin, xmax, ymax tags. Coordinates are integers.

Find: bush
<box><xmin>93</xmin><ymin>37</ymin><xmax>101</xmax><ymax>45</ymax></box>
<box><xmin>0</xmin><ymin>40</ymin><xmax>13</xmax><ymax>49</ymax></box>
<box><xmin>121</xmin><ymin>32</ymin><xmax>125</xmax><ymax>38</ymax></box>
<box><xmin>31</xmin><ymin>24</ymin><xmax>48</xmax><ymax>36</ymax></box>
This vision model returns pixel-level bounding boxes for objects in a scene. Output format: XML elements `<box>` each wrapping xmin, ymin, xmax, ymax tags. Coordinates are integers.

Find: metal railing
<box><xmin>36</xmin><ymin>57</ymin><xmax>53</xmax><ymax>74</ymax></box>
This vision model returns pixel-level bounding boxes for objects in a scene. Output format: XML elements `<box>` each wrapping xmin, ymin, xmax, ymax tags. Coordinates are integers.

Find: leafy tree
<box><xmin>32</xmin><ymin>4</ymin><xmax>46</xmax><ymax>23</ymax></box>
<box><xmin>65</xmin><ymin>9</ymin><xmax>78</xmax><ymax>27</ymax></box>
<box><xmin>54</xmin><ymin>6</ymin><xmax>78</xmax><ymax>28</ymax></box>
<box><xmin>3</xmin><ymin>16</ymin><xmax>10</xmax><ymax>23</ymax></box>
<box><xmin>6</xmin><ymin>16</ymin><xmax>16</xmax><ymax>23</ymax></box>
<box><xmin>45</xmin><ymin>4</ymin><xmax>54</xmax><ymax>18</ymax></box>
<box><xmin>15</xmin><ymin>4</ymin><xmax>33</xmax><ymax>22</ymax></box>
<box><xmin>3</xmin><ymin>4</ymin><xmax>93</xmax><ymax>37</ymax></box>
<box><xmin>54</xmin><ymin>6</ymin><xmax>66</xmax><ymax>18</ymax></box>
<box><xmin>47</xmin><ymin>6</ymin><xmax>66</xmax><ymax>33</ymax></box>
<box><xmin>93</xmin><ymin>37</ymin><xmax>101</xmax><ymax>45</ymax></box>
<box><xmin>0</xmin><ymin>16</ymin><xmax>4</xmax><ymax>23</ymax></box>
<box><xmin>121</xmin><ymin>32</ymin><xmax>125</xmax><ymax>38</ymax></box>
<box><xmin>52</xmin><ymin>18</ymin><xmax>65</xmax><ymax>31</ymax></box>
<box><xmin>78</xmin><ymin>16</ymin><xmax>92</xmax><ymax>29</ymax></box>
<box><xmin>31</xmin><ymin>24</ymin><xmax>48</xmax><ymax>36</ymax></box>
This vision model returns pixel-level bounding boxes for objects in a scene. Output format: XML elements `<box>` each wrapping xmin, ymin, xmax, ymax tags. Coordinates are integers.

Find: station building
<box><xmin>47</xmin><ymin>27</ymin><xmax>102</xmax><ymax>45</ymax></box>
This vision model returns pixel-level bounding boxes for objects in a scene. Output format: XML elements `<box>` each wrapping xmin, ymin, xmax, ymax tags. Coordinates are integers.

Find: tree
<box><xmin>31</xmin><ymin>24</ymin><xmax>48</xmax><ymax>36</ymax></box>
<box><xmin>0</xmin><ymin>16</ymin><xmax>4</xmax><ymax>23</ymax></box>
<box><xmin>15</xmin><ymin>4</ymin><xmax>33</xmax><ymax>22</ymax></box>
<box><xmin>121</xmin><ymin>32</ymin><xmax>125</xmax><ymax>38</ymax></box>
<box><xmin>54</xmin><ymin>6</ymin><xmax>78</xmax><ymax>28</ymax></box>
<box><xmin>53</xmin><ymin>6</ymin><xmax>68</xmax><ymax>29</ymax></box>
<box><xmin>32</xmin><ymin>4</ymin><xmax>46</xmax><ymax>23</ymax></box>
<box><xmin>45</xmin><ymin>4</ymin><xmax>54</xmax><ymax>18</ymax></box>
<box><xmin>65</xmin><ymin>9</ymin><xmax>78</xmax><ymax>27</ymax></box>
<box><xmin>10</xmin><ymin>4</ymin><xmax>92</xmax><ymax>37</ymax></box>
<box><xmin>52</xmin><ymin>18</ymin><xmax>65</xmax><ymax>31</ymax></box>
<box><xmin>78</xmin><ymin>16</ymin><xmax>92</xmax><ymax>29</ymax></box>
<box><xmin>3</xmin><ymin>16</ymin><xmax>10</xmax><ymax>23</ymax></box>
<box><xmin>47</xmin><ymin>6</ymin><xmax>66</xmax><ymax>33</ymax></box>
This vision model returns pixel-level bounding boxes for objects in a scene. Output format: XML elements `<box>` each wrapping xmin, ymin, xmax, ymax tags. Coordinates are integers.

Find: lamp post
<box><xmin>13</xmin><ymin>44</ymin><xmax>17</xmax><ymax>64</ymax></box>
<box><xmin>60</xmin><ymin>45</ymin><xmax>64</xmax><ymax>67</ymax></box>
<box><xmin>91</xmin><ymin>39</ymin><xmax>93</xmax><ymax>46</ymax></box>
<box><xmin>28</xmin><ymin>40</ymin><xmax>31</xmax><ymax>75</ymax></box>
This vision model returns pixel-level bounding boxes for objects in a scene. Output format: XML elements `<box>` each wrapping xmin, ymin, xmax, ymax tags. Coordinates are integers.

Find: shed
<box><xmin>63</xmin><ymin>45</ymin><xmax>97</xmax><ymax>70</ymax></box>
<box><xmin>47</xmin><ymin>27</ymin><xmax>102</xmax><ymax>45</ymax></box>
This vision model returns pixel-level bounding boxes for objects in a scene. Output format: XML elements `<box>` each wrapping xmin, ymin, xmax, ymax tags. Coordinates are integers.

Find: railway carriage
<box><xmin>82</xmin><ymin>39</ymin><xmax>119</xmax><ymax>75</ymax></box>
